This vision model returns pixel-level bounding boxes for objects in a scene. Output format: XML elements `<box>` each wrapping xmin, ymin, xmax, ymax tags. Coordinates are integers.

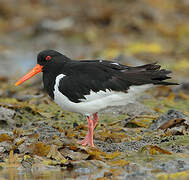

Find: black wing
<box><xmin>58</xmin><ymin>61</ymin><xmax>177</xmax><ymax>103</ymax></box>
<box><xmin>58</xmin><ymin>61</ymin><xmax>130</xmax><ymax>103</ymax></box>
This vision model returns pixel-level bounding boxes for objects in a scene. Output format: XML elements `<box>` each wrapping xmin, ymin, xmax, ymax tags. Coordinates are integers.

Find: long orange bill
<box><xmin>15</xmin><ymin>64</ymin><xmax>43</xmax><ymax>86</ymax></box>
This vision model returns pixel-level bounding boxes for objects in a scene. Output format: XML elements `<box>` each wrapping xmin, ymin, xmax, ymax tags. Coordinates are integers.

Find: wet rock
<box><xmin>31</xmin><ymin>158</ymin><xmax>60</xmax><ymax>172</ymax></box>
<box><xmin>95</xmin><ymin>140</ymin><xmax>148</xmax><ymax>152</ymax></box>
<box><xmin>0</xmin><ymin>107</ymin><xmax>15</xmax><ymax>120</ymax></box>
<box><xmin>21</xmin><ymin>155</ymin><xmax>34</xmax><ymax>169</ymax></box>
<box><xmin>18</xmin><ymin>142</ymin><xmax>31</xmax><ymax>154</ymax></box>
<box><xmin>0</xmin><ymin>141</ymin><xmax>12</xmax><ymax>152</ymax></box>
<box><xmin>14</xmin><ymin>94</ymin><xmax>44</xmax><ymax>101</ymax></box>
<box><xmin>0</xmin><ymin>107</ymin><xmax>15</xmax><ymax>128</ymax></box>
<box><xmin>71</xmin><ymin>160</ymin><xmax>93</xmax><ymax>170</ymax></box>
<box><xmin>96</xmin><ymin>134</ymin><xmax>183</xmax><ymax>153</ymax></box>
<box><xmin>149</xmin><ymin>109</ymin><xmax>188</xmax><ymax>130</ymax></box>
<box><xmin>89</xmin><ymin>160</ymin><xmax>108</xmax><ymax>169</ymax></box>
<box><xmin>0</xmin><ymin>146</ymin><xmax>5</xmax><ymax>153</ymax></box>
<box><xmin>124</xmin><ymin>163</ymin><xmax>151</xmax><ymax>180</ymax></box>
<box><xmin>0</xmin><ymin>130</ymin><xmax>13</xmax><ymax>136</ymax></box>
<box><xmin>60</xmin><ymin>148</ymin><xmax>89</xmax><ymax>161</ymax></box>
<box><xmin>154</xmin><ymin>159</ymin><xmax>189</xmax><ymax>173</ymax></box>
<box><xmin>101</xmin><ymin>102</ymin><xmax>155</xmax><ymax>116</ymax></box>
<box><xmin>34</xmin><ymin>122</ymin><xmax>61</xmax><ymax>142</ymax></box>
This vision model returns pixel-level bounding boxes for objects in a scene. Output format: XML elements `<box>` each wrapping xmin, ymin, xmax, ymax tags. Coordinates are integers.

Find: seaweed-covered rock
<box><xmin>0</xmin><ymin>107</ymin><xmax>15</xmax><ymax>127</ymax></box>
<box><xmin>149</xmin><ymin>109</ymin><xmax>188</xmax><ymax>130</ymax></box>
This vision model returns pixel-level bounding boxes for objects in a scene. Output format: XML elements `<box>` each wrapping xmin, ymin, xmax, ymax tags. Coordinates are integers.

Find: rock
<box><xmin>95</xmin><ymin>140</ymin><xmax>149</xmax><ymax>152</ymax></box>
<box><xmin>154</xmin><ymin>160</ymin><xmax>189</xmax><ymax>173</ymax></box>
<box><xmin>149</xmin><ymin>109</ymin><xmax>188</xmax><ymax>130</ymax></box>
<box><xmin>34</xmin><ymin>122</ymin><xmax>61</xmax><ymax>141</ymax></box>
<box><xmin>0</xmin><ymin>130</ymin><xmax>13</xmax><ymax>136</ymax></box>
<box><xmin>18</xmin><ymin>142</ymin><xmax>31</xmax><ymax>154</ymax></box>
<box><xmin>101</xmin><ymin>102</ymin><xmax>155</xmax><ymax>116</ymax></box>
<box><xmin>13</xmin><ymin>94</ymin><xmax>44</xmax><ymax>101</ymax></box>
<box><xmin>0</xmin><ymin>141</ymin><xmax>12</xmax><ymax>152</ymax></box>
<box><xmin>0</xmin><ymin>146</ymin><xmax>5</xmax><ymax>153</ymax></box>
<box><xmin>60</xmin><ymin>148</ymin><xmax>89</xmax><ymax>161</ymax></box>
<box><xmin>0</xmin><ymin>107</ymin><xmax>15</xmax><ymax>127</ymax></box>
<box><xmin>0</xmin><ymin>107</ymin><xmax>15</xmax><ymax>120</ymax></box>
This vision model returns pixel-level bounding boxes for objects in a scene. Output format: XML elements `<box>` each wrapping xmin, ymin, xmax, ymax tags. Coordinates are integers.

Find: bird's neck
<box><xmin>42</xmin><ymin>63</ymin><xmax>66</xmax><ymax>99</ymax></box>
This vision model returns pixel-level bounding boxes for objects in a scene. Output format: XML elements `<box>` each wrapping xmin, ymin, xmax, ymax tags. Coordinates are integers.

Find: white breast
<box><xmin>53</xmin><ymin>74</ymin><xmax>152</xmax><ymax>116</ymax></box>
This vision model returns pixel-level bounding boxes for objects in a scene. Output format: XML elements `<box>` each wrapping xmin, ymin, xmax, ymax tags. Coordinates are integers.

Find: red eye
<box><xmin>45</xmin><ymin>56</ymin><xmax>52</xmax><ymax>61</ymax></box>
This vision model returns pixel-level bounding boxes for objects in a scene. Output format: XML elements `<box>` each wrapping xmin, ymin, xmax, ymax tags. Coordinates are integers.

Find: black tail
<box><xmin>126</xmin><ymin>62</ymin><xmax>178</xmax><ymax>86</ymax></box>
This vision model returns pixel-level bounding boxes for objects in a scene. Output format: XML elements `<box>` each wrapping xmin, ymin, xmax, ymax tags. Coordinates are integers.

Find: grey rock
<box><xmin>0</xmin><ymin>142</ymin><xmax>12</xmax><ymax>152</ymax></box>
<box><xmin>0</xmin><ymin>107</ymin><xmax>15</xmax><ymax>120</ymax></box>
<box><xmin>0</xmin><ymin>146</ymin><xmax>5</xmax><ymax>153</ymax></box>
<box><xmin>0</xmin><ymin>130</ymin><xmax>13</xmax><ymax>136</ymax></box>
<box><xmin>33</xmin><ymin>122</ymin><xmax>61</xmax><ymax>141</ymax></box>
<box><xmin>13</xmin><ymin>94</ymin><xmax>44</xmax><ymax>101</ymax></box>
<box><xmin>95</xmin><ymin>140</ymin><xmax>149</xmax><ymax>152</ymax></box>
<box><xmin>149</xmin><ymin>109</ymin><xmax>188</xmax><ymax>130</ymax></box>
<box><xmin>18</xmin><ymin>142</ymin><xmax>32</xmax><ymax>154</ymax></box>
<box><xmin>154</xmin><ymin>159</ymin><xmax>189</xmax><ymax>173</ymax></box>
<box><xmin>101</xmin><ymin>102</ymin><xmax>155</xmax><ymax>116</ymax></box>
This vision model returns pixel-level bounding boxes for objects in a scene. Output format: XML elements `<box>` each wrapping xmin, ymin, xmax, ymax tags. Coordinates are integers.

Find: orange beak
<box><xmin>15</xmin><ymin>64</ymin><xmax>43</xmax><ymax>86</ymax></box>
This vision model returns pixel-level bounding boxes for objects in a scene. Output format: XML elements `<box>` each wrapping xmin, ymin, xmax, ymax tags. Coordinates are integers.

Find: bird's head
<box><xmin>37</xmin><ymin>49</ymin><xmax>63</xmax><ymax>66</ymax></box>
<box><xmin>15</xmin><ymin>50</ymin><xmax>66</xmax><ymax>86</ymax></box>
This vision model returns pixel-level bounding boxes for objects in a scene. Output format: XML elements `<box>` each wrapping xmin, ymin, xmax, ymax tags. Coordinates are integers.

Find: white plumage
<box><xmin>54</xmin><ymin>74</ymin><xmax>152</xmax><ymax>116</ymax></box>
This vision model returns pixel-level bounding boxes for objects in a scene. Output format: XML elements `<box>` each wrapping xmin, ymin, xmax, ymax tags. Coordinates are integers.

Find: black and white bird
<box><xmin>15</xmin><ymin>50</ymin><xmax>178</xmax><ymax>147</ymax></box>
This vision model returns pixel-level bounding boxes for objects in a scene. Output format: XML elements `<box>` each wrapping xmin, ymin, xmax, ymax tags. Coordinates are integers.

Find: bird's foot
<box><xmin>77</xmin><ymin>114</ymin><xmax>98</xmax><ymax>147</ymax></box>
<box><xmin>77</xmin><ymin>133</ymin><xmax>94</xmax><ymax>147</ymax></box>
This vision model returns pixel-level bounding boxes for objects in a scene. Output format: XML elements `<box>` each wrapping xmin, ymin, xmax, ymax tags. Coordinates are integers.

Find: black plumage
<box><xmin>38</xmin><ymin>50</ymin><xmax>177</xmax><ymax>103</ymax></box>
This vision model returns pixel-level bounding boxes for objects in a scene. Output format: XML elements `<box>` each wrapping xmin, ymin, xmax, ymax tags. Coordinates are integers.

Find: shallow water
<box><xmin>0</xmin><ymin>166</ymin><xmax>109</xmax><ymax>180</ymax></box>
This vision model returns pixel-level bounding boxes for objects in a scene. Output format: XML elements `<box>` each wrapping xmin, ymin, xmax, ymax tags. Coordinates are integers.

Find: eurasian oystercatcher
<box><xmin>15</xmin><ymin>50</ymin><xmax>178</xmax><ymax>147</ymax></box>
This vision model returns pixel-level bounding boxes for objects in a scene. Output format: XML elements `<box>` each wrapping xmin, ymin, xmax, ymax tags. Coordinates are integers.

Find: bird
<box><xmin>15</xmin><ymin>50</ymin><xmax>178</xmax><ymax>147</ymax></box>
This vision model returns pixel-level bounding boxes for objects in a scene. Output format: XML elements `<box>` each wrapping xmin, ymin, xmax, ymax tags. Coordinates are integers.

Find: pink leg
<box><xmin>77</xmin><ymin>113</ymin><xmax>98</xmax><ymax>147</ymax></box>
<box><xmin>93</xmin><ymin>112</ymin><xmax>98</xmax><ymax>129</ymax></box>
<box><xmin>77</xmin><ymin>115</ymin><xmax>94</xmax><ymax>147</ymax></box>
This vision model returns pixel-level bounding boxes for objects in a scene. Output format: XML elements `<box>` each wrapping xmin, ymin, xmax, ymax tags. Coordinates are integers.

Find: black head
<box><xmin>15</xmin><ymin>49</ymin><xmax>70</xmax><ymax>87</ymax></box>
<box><xmin>37</xmin><ymin>49</ymin><xmax>70</xmax><ymax>66</ymax></box>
